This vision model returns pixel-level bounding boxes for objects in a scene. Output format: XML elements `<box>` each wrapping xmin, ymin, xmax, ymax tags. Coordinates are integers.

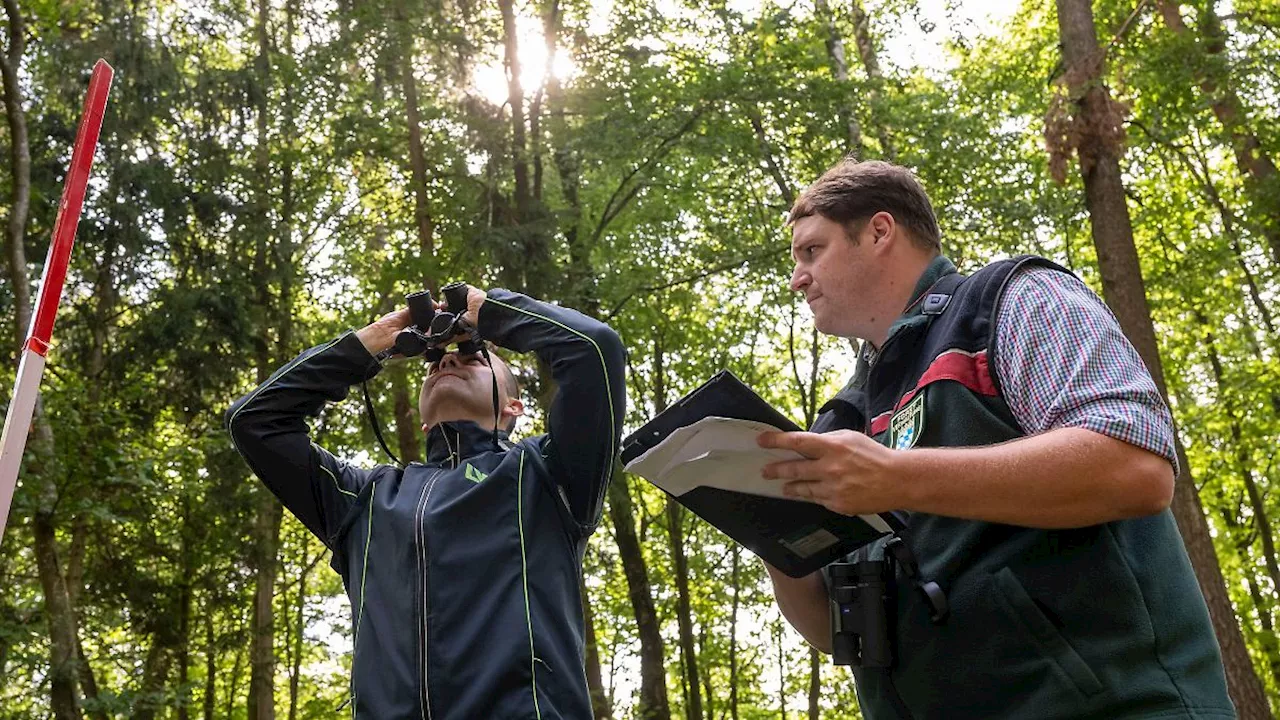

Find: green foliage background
<box><xmin>1</xmin><ymin>0</ymin><xmax>1278</xmax><ymax>717</ymax></box>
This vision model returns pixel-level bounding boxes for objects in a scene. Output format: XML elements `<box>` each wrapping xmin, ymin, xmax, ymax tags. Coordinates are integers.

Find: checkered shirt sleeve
<box><xmin>994</xmin><ymin>266</ymin><xmax>1179</xmax><ymax>475</ymax></box>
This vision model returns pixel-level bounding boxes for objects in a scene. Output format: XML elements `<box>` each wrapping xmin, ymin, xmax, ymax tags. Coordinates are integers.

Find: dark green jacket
<box><xmin>812</xmin><ymin>256</ymin><xmax>1234</xmax><ymax>720</ymax></box>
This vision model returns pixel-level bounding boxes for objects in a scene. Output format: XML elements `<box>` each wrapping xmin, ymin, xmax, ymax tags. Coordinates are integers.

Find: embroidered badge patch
<box><xmin>464</xmin><ymin>464</ymin><xmax>488</xmax><ymax>483</ymax></box>
<box><xmin>889</xmin><ymin>393</ymin><xmax>926</xmax><ymax>451</ymax></box>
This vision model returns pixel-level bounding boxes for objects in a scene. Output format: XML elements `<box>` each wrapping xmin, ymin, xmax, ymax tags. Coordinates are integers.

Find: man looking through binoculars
<box><xmin>365</xmin><ymin>286</ymin><xmax>524</xmax><ymax>435</ymax></box>
<box><xmin>226</xmin><ymin>284</ymin><xmax>626</xmax><ymax>720</ymax></box>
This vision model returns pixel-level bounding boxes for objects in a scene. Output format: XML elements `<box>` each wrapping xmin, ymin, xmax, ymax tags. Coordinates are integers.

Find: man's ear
<box><xmin>869</xmin><ymin>211</ymin><xmax>896</xmax><ymax>248</ymax></box>
<box><xmin>502</xmin><ymin>398</ymin><xmax>525</xmax><ymax>422</ymax></box>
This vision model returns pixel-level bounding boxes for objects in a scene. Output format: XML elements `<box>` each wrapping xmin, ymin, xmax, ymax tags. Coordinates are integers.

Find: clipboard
<box><xmin>622</xmin><ymin>371</ymin><xmax>901</xmax><ymax>577</ymax></box>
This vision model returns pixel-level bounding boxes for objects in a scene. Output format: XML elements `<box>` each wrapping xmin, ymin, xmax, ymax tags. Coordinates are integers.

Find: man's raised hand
<box><xmin>356</xmin><ymin>308</ymin><xmax>413</xmax><ymax>356</ymax></box>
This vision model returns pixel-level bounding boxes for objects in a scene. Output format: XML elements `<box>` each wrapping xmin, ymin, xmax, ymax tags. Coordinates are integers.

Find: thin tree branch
<box><xmin>591</xmin><ymin>106</ymin><xmax>708</xmax><ymax>243</ymax></box>
<box><xmin>605</xmin><ymin>245</ymin><xmax>788</xmax><ymax>319</ymax></box>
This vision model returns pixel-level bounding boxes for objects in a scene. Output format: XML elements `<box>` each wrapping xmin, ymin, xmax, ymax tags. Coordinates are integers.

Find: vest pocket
<box><xmin>993</xmin><ymin>566</ymin><xmax>1103</xmax><ymax>698</ymax></box>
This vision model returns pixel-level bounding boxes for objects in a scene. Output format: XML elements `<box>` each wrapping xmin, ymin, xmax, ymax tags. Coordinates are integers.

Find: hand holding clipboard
<box><xmin>622</xmin><ymin>371</ymin><xmax>901</xmax><ymax>577</ymax></box>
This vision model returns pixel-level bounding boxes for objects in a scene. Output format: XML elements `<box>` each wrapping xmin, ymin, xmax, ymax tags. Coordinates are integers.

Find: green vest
<box><xmin>812</xmin><ymin>256</ymin><xmax>1234</xmax><ymax>720</ymax></box>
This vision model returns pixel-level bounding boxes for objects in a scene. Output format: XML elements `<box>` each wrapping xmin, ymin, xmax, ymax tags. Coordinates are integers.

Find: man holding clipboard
<box><xmin>756</xmin><ymin>159</ymin><xmax>1232</xmax><ymax>720</ymax></box>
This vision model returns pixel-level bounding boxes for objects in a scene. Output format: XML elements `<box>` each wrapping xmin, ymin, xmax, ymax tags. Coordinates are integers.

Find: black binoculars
<box><xmin>829</xmin><ymin>536</ymin><xmax>949</xmax><ymax>670</ymax></box>
<box><xmin>393</xmin><ymin>282</ymin><xmax>483</xmax><ymax>361</ymax></box>
<box><xmin>830</xmin><ymin>559</ymin><xmax>894</xmax><ymax>668</ymax></box>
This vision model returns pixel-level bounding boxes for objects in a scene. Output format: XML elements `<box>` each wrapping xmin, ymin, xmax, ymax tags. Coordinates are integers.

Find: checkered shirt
<box><xmin>994</xmin><ymin>266</ymin><xmax>1179</xmax><ymax>474</ymax></box>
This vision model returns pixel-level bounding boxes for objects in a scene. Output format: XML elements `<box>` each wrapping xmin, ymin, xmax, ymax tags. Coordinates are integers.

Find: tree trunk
<box><xmin>795</xmin><ymin>303</ymin><xmax>830</xmax><ymax>720</ymax></box>
<box><xmin>3</xmin><ymin>7</ymin><xmax>84</xmax><ymax>715</ymax></box>
<box><xmin>580</xmin><ymin>573</ymin><xmax>611</xmax><ymax>719</ymax></box>
<box><xmin>667</xmin><ymin>499</ymin><xmax>702</xmax><ymax>720</ymax></box>
<box><xmin>72</xmin><ymin>119</ymin><xmax>124</xmax><ymax>720</ymax></box>
<box><xmin>847</xmin><ymin>0</ymin><xmax>894</xmax><ymax>160</ymax></box>
<box><xmin>1</xmin><ymin>0</ymin><xmax>31</xmax><ymax>358</ymax></box>
<box><xmin>528</xmin><ymin>0</ymin><xmax>557</xmax><ymax>203</ymax></box>
<box><xmin>1244</xmin><ymin>574</ymin><xmax>1280</xmax><ymax>691</ymax></box>
<box><xmin>732</xmin><ymin>543</ymin><xmax>742</xmax><ymax>717</ymax></box>
<box><xmin>1188</xmin><ymin>148</ymin><xmax>1278</xmax><ymax>342</ymax></box>
<box><xmin>542</xmin><ymin>0</ymin><xmax>597</xmax><ymax>311</ymax></box>
<box><xmin>33</xmin><ymin>503</ymin><xmax>83</xmax><ymax>720</ymax></box>
<box><xmin>275</xmin><ymin>0</ymin><xmax>297</xmax><ymax>366</ymax></box>
<box><xmin>227</xmin><ymin>633</ymin><xmax>247</xmax><ymax>720</ymax></box>
<box><xmin>777</xmin><ymin>621</ymin><xmax>787</xmax><ymax>717</ymax></box>
<box><xmin>204</xmin><ymin>609</ymin><xmax>216</xmax><ymax>720</ymax></box>
<box><xmin>177</xmin><ymin>532</ymin><xmax>193</xmax><ymax>720</ymax></box>
<box><xmin>288</xmin><ymin>551</ymin><xmax>315</xmax><ymax>720</ymax></box>
<box><xmin>135</xmin><ymin>588</ymin><xmax>186</xmax><ymax>720</ymax></box>
<box><xmin>654</xmin><ymin>336</ymin><xmax>702</xmax><ymax>720</ymax></box>
<box><xmin>1201</xmin><ymin>320</ymin><xmax>1280</xmax><ymax>600</ymax></box>
<box><xmin>133</xmin><ymin>634</ymin><xmax>174</xmax><ymax>720</ymax></box>
<box><xmin>1153</xmin><ymin>134</ymin><xmax>1280</xmax><ymax>411</ymax></box>
<box><xmin>396</xmin><ymin>0</ymin><xmax>434</xmax><ymax>257</ymax></box>
<box><xmin>498</xmin><ymin>0</ymin><xmax>532</xmax><ymax>219</ymax></box>
<box><xmin>607</xmin><ymin>476</ymin><xmax>671</xmax><ymax>720</ymax></box>
<box><xmin>1157</xmin><ymin>1</ymin><xmax>1280</xmax><ymax>267</ymax></box>
<box><xmin>1203</xmin><ymin>317</ymin><xmax>1280</xmax><ymax>691</ymax></box>
<box><xmin>747</xmin><ymin>107</ymin><xmax>794</xmax><ymax>208</ymax></box>
<box><xmin>1055</xmin><ymin>1</ymin><xmax>1272</xmax><ymax>717</ymax></box>
<box><xmin>391</xmin><ymin>364</ymin><xmax>422</xmax><ymax>463</ymax></box>
<box><xmin>248</xmin><ymin>1</ymin><xmax>279</xmax><ymax>717</ymax></box>
<box><xmin>74</xmin><ymin>613</ymin><xmax>104</xmax><ymax>720</ymax></box>
<box><xmin>730</xmin><ymin>545</ymin><xmax>740</xmax><ymax>720</ymax></box>
<box><xmin>807</xmin><ymin>647</ymin><xmax>821</xmax><ymax>720</ymax></box>
<box><xmin>249</xmin><ymin>499</ymin><xmax>282</xmax><ymax>720</ymax></box>
<box><xmin>698</xmin><ymin>628</ymin><xmax>714</xmax><ymax>720</ymax></box>
<box><xmin>812</xmin><ymin>0</ymin><xmax>862</xmax><ymax>155</ymax></box>
<box><xmin>67</xmin><ymin>518</ymin><xmax>105</xmax><ymax>720</ymax></box>
<box><xmin>1172</xmin><ymin>452</ymin><xmax>1272</xmax><ymax>719</ymax></box>
<box><xmin>0</xmin><ymin>552</ymin><xmax>10</xmax><ymax>684</ymax></box>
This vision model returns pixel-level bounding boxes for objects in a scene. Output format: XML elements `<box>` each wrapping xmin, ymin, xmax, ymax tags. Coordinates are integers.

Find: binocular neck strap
<box><xmin>479</xmin><ymin>344</ymin><xmax>501</xmax><ymax>452</ymax></box>
<box><xmin>363</xmin><ymin>357</ymin><xmax>404</xmax><ymax>467</ymax></box>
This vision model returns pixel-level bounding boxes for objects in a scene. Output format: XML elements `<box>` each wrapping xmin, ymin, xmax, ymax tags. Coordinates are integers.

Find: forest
<box><xmin>2</xmin><ymin>0</ymin><xmax>1279</xmax><ymax>717</ymax></box>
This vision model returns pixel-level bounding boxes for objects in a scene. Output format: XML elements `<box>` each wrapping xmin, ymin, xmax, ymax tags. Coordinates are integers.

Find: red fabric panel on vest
<box><xmin>869</xmin><ymin>349</ymin><xmax>996</xmax><ymax>435</ymax></box>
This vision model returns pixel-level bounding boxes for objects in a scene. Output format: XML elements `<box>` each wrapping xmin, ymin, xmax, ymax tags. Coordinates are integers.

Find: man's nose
<box><xmin>790</xmin><ymin>267</ymin><xmax>810</xmax><ymax>293</ymax></box>
<box><xmin>438</xmin><ymin>352</ymin><xmax>461</xmax><ymax>369</ymax></box>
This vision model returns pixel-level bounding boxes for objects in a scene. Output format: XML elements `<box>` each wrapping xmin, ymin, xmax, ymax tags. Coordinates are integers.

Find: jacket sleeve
<box><xmin>478</xmin><ymin>289</ymin><xmax>627</xmax><ymax>529</ymax></box>
<box><xmin>225</xmin><ymin>332</ymin><xmax>390</xmax><ymax>546</ymax></box>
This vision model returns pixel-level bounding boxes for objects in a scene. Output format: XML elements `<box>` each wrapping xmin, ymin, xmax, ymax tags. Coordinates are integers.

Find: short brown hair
<box><xmin>789</xmin><ymin>159</ymin><xmax>941</xmax><ymax>252</ymax></box>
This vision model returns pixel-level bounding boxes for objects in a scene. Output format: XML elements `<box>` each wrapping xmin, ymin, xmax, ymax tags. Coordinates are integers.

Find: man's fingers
<box><xmin>782</xmin><ymin>480</ymin><xmax>816</xmax><ymax>500</ymax></box>
<box><xmin>382</xmin><ymin>308</ymin><xmax>413</xmax><ymax>329</ymax></box>
<box><xmin>762</xmin><ymin>458</ymin><xmax>819</xmax><ymax>481</ymax></box>
<box><xmin>758</xmin><ymin>431</ymin><xmax>831</xmax><ymax>457</ymax></box>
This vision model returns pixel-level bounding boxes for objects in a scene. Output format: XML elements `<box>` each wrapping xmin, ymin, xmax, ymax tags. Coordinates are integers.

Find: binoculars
<box><xmin>830</xmin><ymin>559</ymin><xmax>894</xmax><ymax>668</ymax></box>
<box><xmin>829</xmin><ymin>536</ymin><xmax>949</xmax><ymax>669</ymax></box>
<box><xmin>393</xmin><ymin>282</ymin><xmax>483</xmax><ymax>362</ymax></box>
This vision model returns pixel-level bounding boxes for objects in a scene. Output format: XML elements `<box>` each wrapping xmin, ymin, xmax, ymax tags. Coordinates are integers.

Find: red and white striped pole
<box><xmin>0</xmin><ymin>60</ymin><xmax>113</xmax><ymax>542</ymax></box>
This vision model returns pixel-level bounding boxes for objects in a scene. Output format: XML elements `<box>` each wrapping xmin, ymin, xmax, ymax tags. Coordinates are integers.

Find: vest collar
<box><xmin>424</xmin><ymin>420</ymin><xmax>509</xmax><ymax>465</ymax></box>
<box><xmin>851</xmin><ymin>255</ymin><xmax>958</xmax><ymax>389</ymax></box>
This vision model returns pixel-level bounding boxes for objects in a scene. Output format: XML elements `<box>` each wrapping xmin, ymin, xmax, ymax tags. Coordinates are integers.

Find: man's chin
<box><xmin>813</xmin><ymin>315</ymin><xmax>858</xmax><ymax>340</ymax></box>
<box><xmin>421</xmin><ymin>389</ymin><xmax>465</xmax><ymax>422</ymax></box>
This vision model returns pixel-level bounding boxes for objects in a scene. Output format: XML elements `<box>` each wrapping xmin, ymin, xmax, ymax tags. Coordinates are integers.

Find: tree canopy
<box><xmin>2</xmin><ymin>0</ymin><xmax>1279</xmax><ymax>717</ymax></box>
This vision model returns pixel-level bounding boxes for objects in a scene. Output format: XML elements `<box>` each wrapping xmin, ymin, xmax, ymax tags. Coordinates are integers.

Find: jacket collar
<box><xmin>424</xmin><ymin>420</ymin><xmax>508</xmax><ymax>465</ymax></box>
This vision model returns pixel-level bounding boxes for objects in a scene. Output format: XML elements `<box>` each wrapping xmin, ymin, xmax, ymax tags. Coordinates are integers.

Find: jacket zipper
<box><xmin>416</xmin><ymin>469</ymin><xmax>445</xmax><ymax>719</ymax></box>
